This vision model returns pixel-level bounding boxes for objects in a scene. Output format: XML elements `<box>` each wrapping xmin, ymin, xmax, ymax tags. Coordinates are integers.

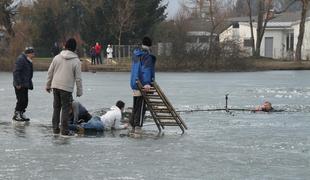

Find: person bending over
<box><xmin>69</xmin><ymin>100</ymin><xmax>92</xmax><ymax>125</ymax></box>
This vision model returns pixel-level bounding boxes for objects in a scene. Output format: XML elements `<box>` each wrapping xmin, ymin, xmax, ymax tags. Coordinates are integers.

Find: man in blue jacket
<box><xmin>12</xmin><ymin>47</ymin><xmax>35</xmax><ymax>121</ymax></box>
<box><xmin>130</xmin><ymin>37</ymin><xmax>156</xmax><ymax>134</ymax></box>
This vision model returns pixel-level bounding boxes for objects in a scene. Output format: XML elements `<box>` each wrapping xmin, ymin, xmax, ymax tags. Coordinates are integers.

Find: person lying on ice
<box><xmin>254</xmin><ymin>101</ymin><xmax>274</xmax><ymax>112</ymax></box>
<box><xmin>69</xmin><ymin>100</ymin><xmax>128</xmax><ymax>133</ymax></box>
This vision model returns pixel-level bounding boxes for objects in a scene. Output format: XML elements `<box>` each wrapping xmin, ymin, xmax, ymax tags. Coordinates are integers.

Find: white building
<box><xmin>186</xmin><ymin>18</ymin><xmax>230</xmax><ymax>51</ymax></box>
<box><xmin>220</xmin><ymin>11</ymin><xmax>310</xmax><ymax>60</ymax></box>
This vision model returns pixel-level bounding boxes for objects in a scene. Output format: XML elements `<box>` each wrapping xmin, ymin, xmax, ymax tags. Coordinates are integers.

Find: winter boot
<box><xmin>12</xmin><ymin>111</ymin><xmax>24</xmax><ymax>121</ymax></box>
<box><xmin>21</xmin><ymin>112</ymin><xmax>30</xmax><ymax>121</ymax></box>
<box><xmin>134</xmin><ymin>126</ymin><xmax>142</xmax><ymax>134</ymax></box>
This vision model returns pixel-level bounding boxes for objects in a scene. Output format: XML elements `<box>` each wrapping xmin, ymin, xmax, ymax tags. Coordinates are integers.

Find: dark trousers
<box><xmin>95</xmin><ymin>54</ymin><xmax>102</xmax><ymax>64</ymax></box>
<box><xmin>14</xmin><ymin>87</ymin><xmax>28</xmax><ymax>112</ymax></box>
<box><xmin>130</xmin><ymin>96</ymin><xmax>146</xmax><ymax>128</ymax></box>
<box><xmin>52</xmin><ymin>88</ymin><xmax>72</xmax><ymax>134</ymax></box>
<box><xmin>91</xmin><ymin>55</ymin><xmax>96</xmax><ymax>64</ymax></box>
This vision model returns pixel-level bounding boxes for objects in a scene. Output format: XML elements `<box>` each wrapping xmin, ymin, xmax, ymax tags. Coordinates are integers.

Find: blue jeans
<box><xmin>69</xmin><ymin>116</ymin><xmax>104</xmax><ymax>131</ymax></box>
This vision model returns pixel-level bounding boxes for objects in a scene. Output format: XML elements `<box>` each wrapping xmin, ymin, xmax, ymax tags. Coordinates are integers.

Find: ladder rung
<box><xmin>152</xmin><ymin>109</ymin><xmax>170</xmax><ymax>113</ymax></box>
<box><xmin>145</xmin><ymin>89</ymin><xmax>156</xmax><ymax>93</ymax></box>
<box><xmin>149</xmin><ymin>102</ymin><xmax>165</xmax><ymax>106</ymax></box>
<box><xmin>148</xmin><ymin>97</ymin><xmax>161</xmax><ymax>100</ymax></box>
<box><xmin>159</xmin><ymin>119</ymin><xmax>177</xmax><ymax>122</ymax></box>
<box><xmin>146</xmin><ymin>96</ymin><xmax>161</xmax><ymax>100</ymax></box>
<box><xmin>156</xmin><ymin>116</ymin><xmax>176</xmax><ymax>119</ymax></box>
<box><xmin>154</xmin><ymin>112</ymin><xmax>172</xmax><ymax>116</ymax></box>
<box><xmin>147</xmin><ymin>94</ymin><xmax>159</xmax><ymax>97</ymax></box>
<box><xmin>149</xmin><ymin>100</ymin><xmax>164</xmax><ymax>103</ymax></box>
<box><xmin>160</xmin><ymin>122</ymin><xmax>179</xmax><ymax>126</ymax></box>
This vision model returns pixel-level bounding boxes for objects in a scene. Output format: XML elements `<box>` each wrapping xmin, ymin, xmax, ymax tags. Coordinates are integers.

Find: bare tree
<box><xmin>247</xmin><ymin>0</ymin><xmax>297</xmax><ymax>57</ymax></box>
<box><xmin>208</xmin><ymin>0</ymin><xmax>215</xmax><ymax>57</ymax></box>
<box><xmin>171</xmin><ymin>2</ymin><xmax>191</xmax><ymax>59</ymax></box>
<box><xmin>110</xmin><ymin>0</ymin><xmax>135</xmax><ymax>58</ymax></box>
<box><xmin>254</xmin><ymin>0</ymin><xmax>273</xmax><ymax>57</ymax></box>
<box><xmin>0</xmin><ymin>0</ymin><xmax>14</xmax><ymax>36</ymax></box>
<box><xmin>295</xmin><ymin>0</ymin><xmax>309</xmax><ymax>61</ymax></box>
<box><xmin>247</xmin><ymin>0</ymin><xmax>256</xmax><ymax>56</ymax></box>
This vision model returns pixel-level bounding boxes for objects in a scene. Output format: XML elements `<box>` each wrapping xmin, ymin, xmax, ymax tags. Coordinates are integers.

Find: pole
<box><xmin>225</xmin><ymin>94</ymin><xmax>229</xmax><ymax>112</ymax></box>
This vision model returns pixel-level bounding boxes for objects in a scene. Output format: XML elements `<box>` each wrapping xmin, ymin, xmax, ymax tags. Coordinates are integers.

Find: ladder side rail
<box><xmin>136</xmin><ymin>81</ymin><xmax>164</xmax><ymax>131</ymax></box>
<box><xmin>151</xmin><ymin>82</ymin><xmax>186</xmax><ymax>132</ymax></box>
<box><xmin>153</xmin><ymin>82</ymin><xmax>188</xmax><ymax>130</ymax></box>
<box><xmin>149</xmin><ymin>83</ymin><xmax>185</xmax><ymax>134</ymax></box>
<box><xmin>147</xmin><ymin>84</ymin><xmax>179</xmax><ymax>128</ymax></box>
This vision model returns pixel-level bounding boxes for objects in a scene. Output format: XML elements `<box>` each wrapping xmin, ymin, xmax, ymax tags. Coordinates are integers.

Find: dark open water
<box><xmin>0</xmin><ymin>71</ymin><xmax>309</xmax><ymax>180</ymax></box>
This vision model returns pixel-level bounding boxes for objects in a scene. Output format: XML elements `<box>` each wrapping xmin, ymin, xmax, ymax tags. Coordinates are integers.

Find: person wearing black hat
<box><xmin>129</xmin><ymin>36</ymin><xmax>156</xmax><ymax>134</ymax></box>
<box><xmin>12</xmin><ymin>47</ymin><xmax>35</xmax><ymax>121</ymax></box>
<box><xmin>46</xmin><ymin>38</ymin><xmax>83</xmax><ymax>136</ymax></box>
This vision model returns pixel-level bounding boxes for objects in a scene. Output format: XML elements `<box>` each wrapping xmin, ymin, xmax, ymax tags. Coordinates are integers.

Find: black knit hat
<box><xmin>142</xmin><ymin>36</ymin><xmax>152</xmax><ymax>47</ymax></box>
<box><xmin>65</xmin><ymin>38</ymin><xmax>77</xmax><ymax>52</ymax></box>
<box><xmin>24</xmin><ymin>47</ymin><xmax>35</xmax><ymax>54</ymax></box>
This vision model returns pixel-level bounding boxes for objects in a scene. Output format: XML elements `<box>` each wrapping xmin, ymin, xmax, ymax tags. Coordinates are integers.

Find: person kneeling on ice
<box><xmin>69</xmin><ymin>100</ymin><xmax>92</xmax><ymax>125</ymax></box>
<box><xmin>254</xmin><ymin>101</ymin><xmax>273</xmax><ymax>112</ymax></box>
<box><xmin>69</xmin><ymin>100</ymin><xmax>128</xmax><ymax>133</ymax></box>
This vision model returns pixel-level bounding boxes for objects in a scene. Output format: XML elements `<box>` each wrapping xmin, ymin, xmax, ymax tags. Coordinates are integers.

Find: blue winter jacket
<box><xmin>13</xmin><ymin>53</ymin><xmax>33</xmax><ymax>90</ymax></box>
<box><xmin>130</xmin><ymin>48</ymin><xmax>156</xmax><ymax>90</ymax></box>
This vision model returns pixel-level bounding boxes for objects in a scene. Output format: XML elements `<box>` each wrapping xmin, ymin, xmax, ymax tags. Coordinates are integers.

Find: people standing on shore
<box><xmin>12</xmin><ymin>47</ymin><xmax>35</xmax><ymax>121</ymax></box>
<box><xmin>129</xmin><ymin>37</ymin><xmax>156</xmax><ymax>134</ymax></box>
<box><xmin>51</xmin><ymin>42</ymin><xmax>61</xmax><ymax>57</ymax></box>
<box><xmin>90</xmin><ymin>46</ymin><xmax>96</xmax><ymax>65</ymax></box>
<box><xmin>95</xmin><ymin>42</ymin><xmax>102</xmax><ymax>64</ymax></box>
<box><xmin>106</xmin><ymin>44</ymin><xmax>113</xmax><ymax>64</ymax></box>
<box><xmin>46</xmin><ymin>38</ymin><xmax>83</xmax><ymax>136</ymax></box>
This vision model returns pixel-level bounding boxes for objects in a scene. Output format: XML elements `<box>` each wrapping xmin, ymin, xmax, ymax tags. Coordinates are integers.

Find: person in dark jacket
<box><xmin>69</xmin><ymin>100</ymin><xmax>92</xmax><ymax>125</ymax></box>
<box><xmin>90</xmin><ymin>46</ymin><xmax>96</xmax><ymax>65</ymax></box>
<box><xmin>129</xmin><ymin>37</ymin><xmax>156</xmax><ymax>134</ymax></box>
<box><xmin>12</xmin><ymin>47</ymin><xmax>35</xmax><ymax>121</ymax></box>
<box><xmin>51</xmin><ymin>42</ymin><xmax>61</xmax><ymax>57</ymax></box>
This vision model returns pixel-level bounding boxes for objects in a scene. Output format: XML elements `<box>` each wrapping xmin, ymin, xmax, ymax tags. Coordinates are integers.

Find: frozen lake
<box><xmin>0</xmin><ymin>71</ymin><xmax>309</xmax><ymax>179</ymax></box>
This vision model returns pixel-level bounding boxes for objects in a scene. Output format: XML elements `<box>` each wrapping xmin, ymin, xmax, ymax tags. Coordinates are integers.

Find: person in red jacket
<box><xmin>95</xmin><ymin>42</ymin><xmax>102</xmax><ymax>64</ymax></box>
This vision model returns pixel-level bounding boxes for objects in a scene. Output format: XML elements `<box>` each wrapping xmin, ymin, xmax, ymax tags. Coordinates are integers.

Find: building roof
<box><xmin>188</xmin><ymin>18</ymin><xmax>231</xmax><ymax>35</ymax></box>
<box><xmin>228</xmin><ymin>10</ymin><xmax>310</xmax><ymax>24</ymax></box>
<box><xmin>225</xmin><ymin>10</ymin><xmax>310</xmax><ymax>29</ymax></box>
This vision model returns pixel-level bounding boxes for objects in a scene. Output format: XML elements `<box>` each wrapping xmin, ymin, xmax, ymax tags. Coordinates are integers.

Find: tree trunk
<box><xmin>254</xmin><ymin>0</ymin><xmax>264</xmax><ymax>57</ymax></box>
<box><xmin>247</xmin><ymin>0</ymin><xmax>255</xmax><ymax>56</ymax></box>
<box><xmin>208</xmin><ymin>0</ymin><xmax>214</xmax><ymax>59</ymax></box>
<box><xmin>295</xmin><ymin>0</ymin><xmax>309</xmax><ymax>62</ymax></box>
<box><xmin>255</xmin><ymin>0</ymin><xmax>273</xmax><ymax>58</ymax></box>
<box><xmin>118</xmin><ymin>30</ymin><xmax>122</xmax><ymax>60</ymax></box>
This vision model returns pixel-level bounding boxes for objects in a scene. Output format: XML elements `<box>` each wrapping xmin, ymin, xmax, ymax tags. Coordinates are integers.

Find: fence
<box><xmin>111</xmin><ymin>43</ymin><xmax>172</xmax><ymax>59</ymax></box>
<box><xmin>31</xmin><ymin>43</ymin><xmax>173</xmax><ymax>61</ymax></box>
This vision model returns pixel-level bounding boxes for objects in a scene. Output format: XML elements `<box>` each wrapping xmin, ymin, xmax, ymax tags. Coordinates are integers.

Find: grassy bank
<box><xmin>253</xmin><ymin>58</ymin><xmax>310</xmax><ymax>70</ymax></box>
<box><xmin>2</xmin><ymin>57</ymin><xmax>310</xmax><ymax>72</ymax></box>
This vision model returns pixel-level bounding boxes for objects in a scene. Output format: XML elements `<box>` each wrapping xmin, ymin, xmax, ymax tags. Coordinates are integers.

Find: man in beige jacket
<box><xmin>46</xmin><ymin>38</ymin><xmax>83</xmax><ymax>136</ymax></box>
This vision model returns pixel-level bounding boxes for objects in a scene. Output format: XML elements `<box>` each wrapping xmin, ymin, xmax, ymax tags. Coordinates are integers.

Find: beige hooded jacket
<box><xmin>46</xmin><ymin>50</ymin><xmax>83</xmax><ymax>96</ymax></box>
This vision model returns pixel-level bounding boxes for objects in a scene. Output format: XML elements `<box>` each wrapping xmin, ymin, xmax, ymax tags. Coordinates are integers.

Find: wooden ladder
<box><xmin>136</xmin><ymin>80</ymin><xmax>187</xmax><ymax>134</ymax></box>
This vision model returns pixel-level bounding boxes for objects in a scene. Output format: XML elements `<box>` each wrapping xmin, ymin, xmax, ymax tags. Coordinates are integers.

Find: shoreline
<box><xmin>1</xmin><ymin>57</ymin><xmax>310</xmax><ymax>72</ymax></box>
